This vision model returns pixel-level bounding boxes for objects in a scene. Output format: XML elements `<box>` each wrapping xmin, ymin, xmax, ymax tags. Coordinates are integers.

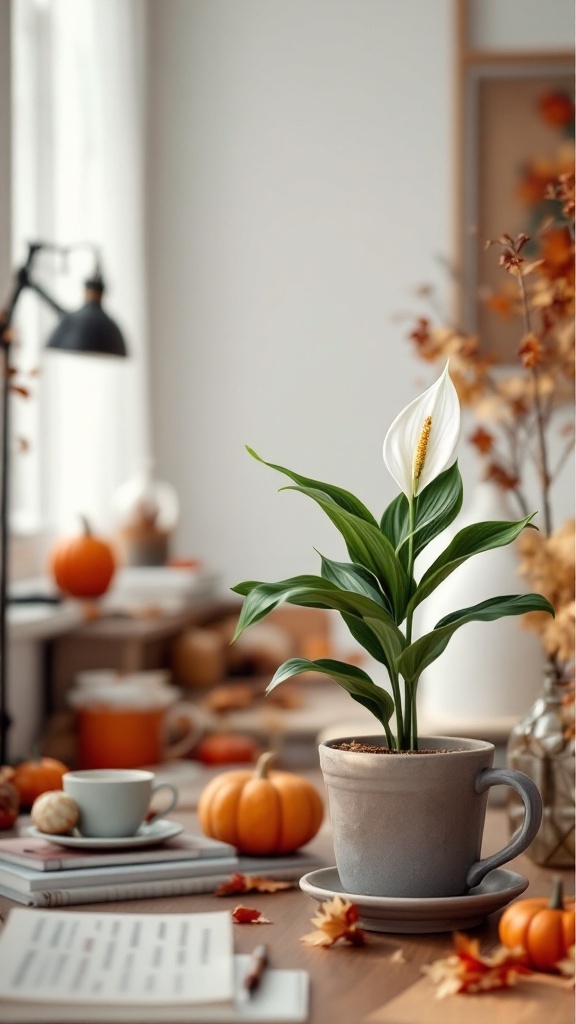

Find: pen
<box><xmin>243</xmin><ymin>943</ymin><xmax>269</xmax><ymax>995</ymax></box>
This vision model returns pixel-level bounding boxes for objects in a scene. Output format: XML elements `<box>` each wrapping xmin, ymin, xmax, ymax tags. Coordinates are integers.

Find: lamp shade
<box><xmin>46</xmin><ymin>279</ymin><xmax>128</xmax><ymax>357</ymax></box>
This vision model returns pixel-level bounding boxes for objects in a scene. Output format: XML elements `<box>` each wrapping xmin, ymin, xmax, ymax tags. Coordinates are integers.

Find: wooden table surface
<box><xmin>0</xmin><ymin>767</ymin><xmax>573</xmax><ymax>1024</ymax></box>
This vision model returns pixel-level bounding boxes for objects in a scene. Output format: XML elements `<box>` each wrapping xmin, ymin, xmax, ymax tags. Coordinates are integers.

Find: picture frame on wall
<box><xmin>456</xmin><ymin>54</ymin><xmax>574</xmax><ymax>362</ymax></box>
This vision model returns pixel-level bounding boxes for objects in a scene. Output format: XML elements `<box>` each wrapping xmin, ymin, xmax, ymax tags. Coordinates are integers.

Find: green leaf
<box><xmin>410</xmin><ymin>462</ymin><xmax>464</xmax><ymax>557</ymax></box>
<box><xmin>380</xmin><ymin>463</ymin><xmax>463</xmax><ymax>563</ymax></box>
<box><xmin>398</xmin><ymin>592</ymin><xmax>555</xmax><ymax>685</ymax></box>
<box><xmin>339</xmin><ymin>613</ymin><xmax>392</xmax><ymax>666</ymax></box>
<box><xmin>245</xmin><ymin>447</ymin><xmax>378</xmax><ymax>525</ymax></box>
<box><xmin>365</xmin><ymin>616</ymin><xmax>406</xmax><ymax>669</ymax></box>
<box><xmin>406</xmin><ymin>514</ymin><xmax>537</xmax><ymax>616</ymax></box>
<box><xmin>231</xmin><ymin>575</ymin><xmax>405</xmax><ymax>653</ymax></box>
<box><xmin>319</xmin><ymin>553</ymin><xmax>392</xmax><ymax>613</ymax></box>
<box><xmin>284</xmin><ymin>485</ymin><xmax>411</xmax><ymax>622</ymax></box>
<box><xmin>319</xmin><ymin>553</ymin><xmax>396</xmax><ymax>665</ymax></box>
<box><xmin>231</xmin><ymin>580</ymin><xmax>261</xmax><ymax>597</ymax></box>
<box><xmin>380</xmin><ymin>492</ymin><xmax>410</xmax><ymax>550</ymax></box>
<box><xmin>267</xmin><ymin>657</ymin><xmax>395</xmax><ymax>729</ymax></box>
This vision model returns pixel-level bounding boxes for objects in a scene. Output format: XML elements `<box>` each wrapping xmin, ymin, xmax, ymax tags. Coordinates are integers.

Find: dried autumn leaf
<box><xmin>390</xmin><ymin>948</ymin><xmax>407</xmax><ymax>964</ymax></box>
<box><xmin>423</xmin><ymin>933</ymin><xmax>531</xmax><ymax>998</ymax></box>
<box><xmin>300</xmin><ymin>895</ymin><xmax>366</xmax><ymax>948</ymax></box>
<box><xmin>468</xmin><ymin>426</ymin><xmax>494</xmax><ymax>455</ymax></box>
<box><xmin>556</xmin><ymin>944</ymin><xmax>575</xmax><ymax>979</ymax></box>
<box><xmin>518</xmin><ymin>333</ymin><xmax>545</xmax><ymax>368</ymax></box>
<box><xmin>231</xmin><ymin>905</ymin><xmax>271</xmax><ymax>924</ymax></box>
<box><xmin>215</xmin><ymin>872</ymin><xmax>295</xmax><ymax>896</ymax></box>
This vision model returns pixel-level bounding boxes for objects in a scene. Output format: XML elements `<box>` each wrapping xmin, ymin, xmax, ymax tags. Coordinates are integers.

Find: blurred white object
<box><xmin>418</xmin><ymin>482</ymin><xmax>545</xmax><ymax>727</ymax></box>
<box><xmin>113</xmin><ymin>459</ymin><xmax>180</xmax><ymax>566</ymax></box>
<box><xmin>102</xmin><ymin>565</ymin><xmax>221</xmax><ymax>613</ymax></box>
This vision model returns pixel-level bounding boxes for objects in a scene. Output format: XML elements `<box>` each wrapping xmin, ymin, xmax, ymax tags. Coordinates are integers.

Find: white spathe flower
<box><xmin>383</xmin><ymin>363</ymin><xmax>461</xmax><ymax>498</ymax></box>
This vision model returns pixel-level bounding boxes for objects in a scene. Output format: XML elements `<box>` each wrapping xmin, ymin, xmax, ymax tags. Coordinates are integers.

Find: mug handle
<box><xmin>148</xmin><ymin>782</ymin><xmax>179</xmax><ymax>824</ymax></box>
<box><xmin>466</xmin><ymin>767</ymin><xmax>543</xmax><ymax>890</ymax></box>
<box><xmin>164</xmin><ymin>703</ymin><xmax>203</xmax><ymax>760</ymax></box>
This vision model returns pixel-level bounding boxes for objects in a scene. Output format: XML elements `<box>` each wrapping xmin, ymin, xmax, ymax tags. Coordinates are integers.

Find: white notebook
<box><xmin>0</xmin><ymin>908</ymin><xmax>309</xmax><ymax>1023</ymax></box>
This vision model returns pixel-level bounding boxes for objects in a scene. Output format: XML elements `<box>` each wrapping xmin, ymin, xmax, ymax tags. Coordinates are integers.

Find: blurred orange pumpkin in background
<box><xmin>194</xmin><ymin>732</ymin><xmax>260</xmax><ymax>766</ymax></box>
<box><xmin>11</xmin><ymin>756</ymin><xmax>69</xmax><ymax>809</ymax></box>
<box><xmin>0</xmin><ymin>767</ymin><xmax>20</xmax><ymax>829</ymax></box>
<box><xmin>49</xmin><ymin>516</ymin><xmax>116</xmax><ymax>598</ymax></box>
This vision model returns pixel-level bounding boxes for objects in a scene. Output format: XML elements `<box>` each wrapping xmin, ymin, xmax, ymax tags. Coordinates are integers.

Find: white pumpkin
<box><xmin>31</xmin><ymin>791</ymin><xmax>79</xmax><ymax>834</ymax></box>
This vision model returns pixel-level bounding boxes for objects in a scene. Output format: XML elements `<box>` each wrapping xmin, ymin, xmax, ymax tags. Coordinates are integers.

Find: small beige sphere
<box><xmin>31</xmin><ymin>790</ymin><xmax>79</xmax><ymax>835</ymax></box>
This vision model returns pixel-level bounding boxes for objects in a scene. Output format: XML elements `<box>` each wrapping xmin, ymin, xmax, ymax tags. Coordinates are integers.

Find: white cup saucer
<box><xmin>27</xmin><ymin>819</ymin><xmax>184</xmax><ymax>851</ymax></box>
<box><xmin>299</xmin><ymin>865</ymin><xmax>529</xmax><ymax>933</ymax></box>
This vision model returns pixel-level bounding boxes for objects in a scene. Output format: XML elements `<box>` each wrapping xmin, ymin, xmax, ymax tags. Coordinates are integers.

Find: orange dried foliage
<box><xmin>300</xmin><ymin>895</ymin><xmax>366</xmax><ymax>948</ymax></box>
<box><xmin>468</xmin><ymin>426</ymin><xmax>494</xmax><ymax>455</ymax></box>
<box><xmin>215</xmin><ymin>872</ymin><xmax>295</xmax><ymax>896</ymax></box>
<box><xmin>538</xmin><ymin>91</ymin><xmax>575</xmax><ymax>130</ymax></box>
<box><xmin>423</xmin><ymin>933</ymin><xmax>532</xmax><ymax>998</ymax></box>
<box><xmin>231</xmin><ymin>905</ymin><xmax>271</xmax><ymax>924</ymax></box>
<box><xmin>406</xmin><ymin>167</ymin><xmax>575</xmax><ymax>680</ymax></box>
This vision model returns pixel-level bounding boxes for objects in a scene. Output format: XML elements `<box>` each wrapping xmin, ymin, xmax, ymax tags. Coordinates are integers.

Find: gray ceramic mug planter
<box><xmin>319</xmin><ymin>735</ymin><xmax>542</xmax><ymax>899</ymax></box>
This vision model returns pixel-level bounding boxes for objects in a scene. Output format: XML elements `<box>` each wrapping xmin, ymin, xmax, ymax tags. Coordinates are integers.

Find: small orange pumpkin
<box><xmin>198</xmin><ymin>751</ymin><xmax>324</xmax><ymax>855</ymax></box>
<box><xmin>11</xmin><ymin>756</ymin><xmax>69</xmax><ymax>809</ymax></box>
<box><xmin>194</xmin><ymin>733</ymin><xmax>260</xmax><ymax>766</ymax></box>
<box><xmin>498</xmin><ymin>875</ymin><xmax>575</xmax><ymax>972</ymax></box>
<box><xmin>49</xmin><ymin>516</ymin><xmax>115</xmax><ymax>598</ymax></box>
<box><xmin>0</xmin><ymin>767</ymin><xmax>19</xmax><ymax>829</ymax></box>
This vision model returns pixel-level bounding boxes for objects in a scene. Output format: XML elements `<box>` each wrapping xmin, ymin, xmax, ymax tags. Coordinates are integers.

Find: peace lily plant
<box><xmin>232</xmin><ymin>364</ymin><xmax>554</xmax><ymax>751</ymax></box>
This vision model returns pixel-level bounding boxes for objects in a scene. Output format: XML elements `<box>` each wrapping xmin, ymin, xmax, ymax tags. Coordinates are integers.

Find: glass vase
<box><xmin>507</xmin><ymin>664</ymin><xmax>575</xmax><ymax>867</ymax></box>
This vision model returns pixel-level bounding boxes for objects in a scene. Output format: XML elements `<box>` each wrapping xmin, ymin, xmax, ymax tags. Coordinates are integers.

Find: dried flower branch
<box><xmin>407</xmin><ymin>163</ymin><xmax>575</xmax><ymax>686</ymax></box>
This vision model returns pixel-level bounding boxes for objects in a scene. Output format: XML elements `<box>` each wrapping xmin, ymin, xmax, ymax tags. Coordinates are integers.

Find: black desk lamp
<box><xmin>0</xmin><ymin>241</ymin><xmax>128</xmax><ymax>763</ymax></box>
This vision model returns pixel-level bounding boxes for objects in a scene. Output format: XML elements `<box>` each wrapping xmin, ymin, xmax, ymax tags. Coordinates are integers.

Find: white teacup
<box><xmin>63</xmin><ymin>769</ymin><xmax>178</xmax><ymax>838</ymax></box>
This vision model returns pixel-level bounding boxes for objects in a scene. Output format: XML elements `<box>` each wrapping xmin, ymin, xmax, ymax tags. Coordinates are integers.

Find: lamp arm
<box><xmin>1</xmin><ymin>243</ymin><xmax>71</xmax><ymax>343</ymax></box>
<box><xmin>24</xmin><ymin>278</ymin><xmax>67</xmax><ymax>318</ymax></box>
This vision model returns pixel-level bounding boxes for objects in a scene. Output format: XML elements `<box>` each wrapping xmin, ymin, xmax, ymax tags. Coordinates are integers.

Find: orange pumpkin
<box><xmin>0</xmin><ymin>767</ymin><xmax>19</xmax><ymax>829</ymax></box>
<box><xmin>498</xmin><ymin>875</ymin><xmax>575</xmax><ymax>972</ymax></box>
<box><xmin>198</xmin><ymin>751</ymin><xmax>324</xmax><ymax>855</ymax></box>
<box><xmin>194</xmin><ymin>733</ymin><xmax>260</xmax><ymax>766</ymax></box>
<box><xmin>11</xmin><ymin>756</ymin><xmax>69</xmax><ymax>809</ymax></box>
<box><xmin>49</xmin><ymin>516</ymin><xmax>115</xmax><ymax>598</ymax></box>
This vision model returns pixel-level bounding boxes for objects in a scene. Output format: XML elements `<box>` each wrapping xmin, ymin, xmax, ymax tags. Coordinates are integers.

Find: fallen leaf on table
<box><xmin>423</xmin><ymin>933</ymin><xmax>531</xmax><ymax>997</ymax></box>
<box><xmin>300</xmin><ymin>895</ymin><xmax>366</xmax><ymax>948</ymax></box>
<box><xmin>390</xmin><ymin>948</ymin><xmax>407</xmax><ymax>964</ymax></box>
<box><xmin>215</xmin><ymin>872</ymin><xmax>296</xmax><ymax>896</ymax></box>
<box><xmin>231</xmin><ymin>905</ymin><xmax>272</xmax><ymax>924</ymax></box>
<box><xmin>556</xmin><ymin>945</ymin><xmax>575</xmax><ymax>981</ymax></box>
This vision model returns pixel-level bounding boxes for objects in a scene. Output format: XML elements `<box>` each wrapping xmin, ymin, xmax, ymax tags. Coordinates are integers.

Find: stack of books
<box><xmin>0</xmin><ymin>833</ymin><xmax>324</xmax><ymax>908</ymax></box>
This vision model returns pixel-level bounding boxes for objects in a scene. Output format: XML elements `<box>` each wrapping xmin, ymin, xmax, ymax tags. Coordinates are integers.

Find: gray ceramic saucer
<box><xmin>299</xmin><ymin>866</ymin><xmax>528</xmax><ymax>933</ymax></box>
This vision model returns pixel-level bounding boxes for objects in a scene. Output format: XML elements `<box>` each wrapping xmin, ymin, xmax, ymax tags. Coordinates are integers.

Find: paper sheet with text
<box><xmin>0</xmin><ymin>909</ymin><xmax>234</xmax><ymax>1007</ymax></box>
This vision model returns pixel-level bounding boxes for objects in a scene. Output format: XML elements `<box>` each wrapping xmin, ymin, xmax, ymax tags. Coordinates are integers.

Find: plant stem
<box><xmin>389</xmin><ymin>671</ymin><xmax>403</xmax><ymax>749</ymax></box>
<box><xmin>403</xmin><ymin>679</ymin><xmax>411</xmax><ymax>748</ymax></box>
<box><xmin>518</xmin><ymin>274</ymin><xmax>553</xmax><ymax>536</ymax></box>
<box><xmin>383</xmin><ymin>718</ymin><xmax>395</xmax><ymax>750</ymax></box>
<box><xmin>403</xmin><ymin>496</ymin><xmax>418</xmax><ymax>749</ymax></box>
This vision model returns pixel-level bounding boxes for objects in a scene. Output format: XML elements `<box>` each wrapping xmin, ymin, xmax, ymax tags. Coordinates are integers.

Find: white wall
<box><xmin>468</xmin><ymin>0</ymin><xmax>574</xmax><ymax>51</ymax></box>
<box><xmin>0</xmin><ymin>0</ymin><xmax>10</xmax><ymax>288</ymax></box>
<box><xmin>146</xmin><ymin>0</ymin><xmax>574</xmax><ymax>597</ymax></box>
<box><xmin>146</xmin><ymin>0</ymin><xmax>454</xmax><ymax>591</ymax></box>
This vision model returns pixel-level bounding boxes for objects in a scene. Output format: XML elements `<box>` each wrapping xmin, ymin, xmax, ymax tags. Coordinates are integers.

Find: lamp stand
<box><xmin>0</xmin><ymin>320</ymin><xmax>11</xmax><ymax>765</ymax></box>
<box><xmin>0</xmin><ymin>242</ymin><xmax>127</xmax><ymax>764</ymax></box>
